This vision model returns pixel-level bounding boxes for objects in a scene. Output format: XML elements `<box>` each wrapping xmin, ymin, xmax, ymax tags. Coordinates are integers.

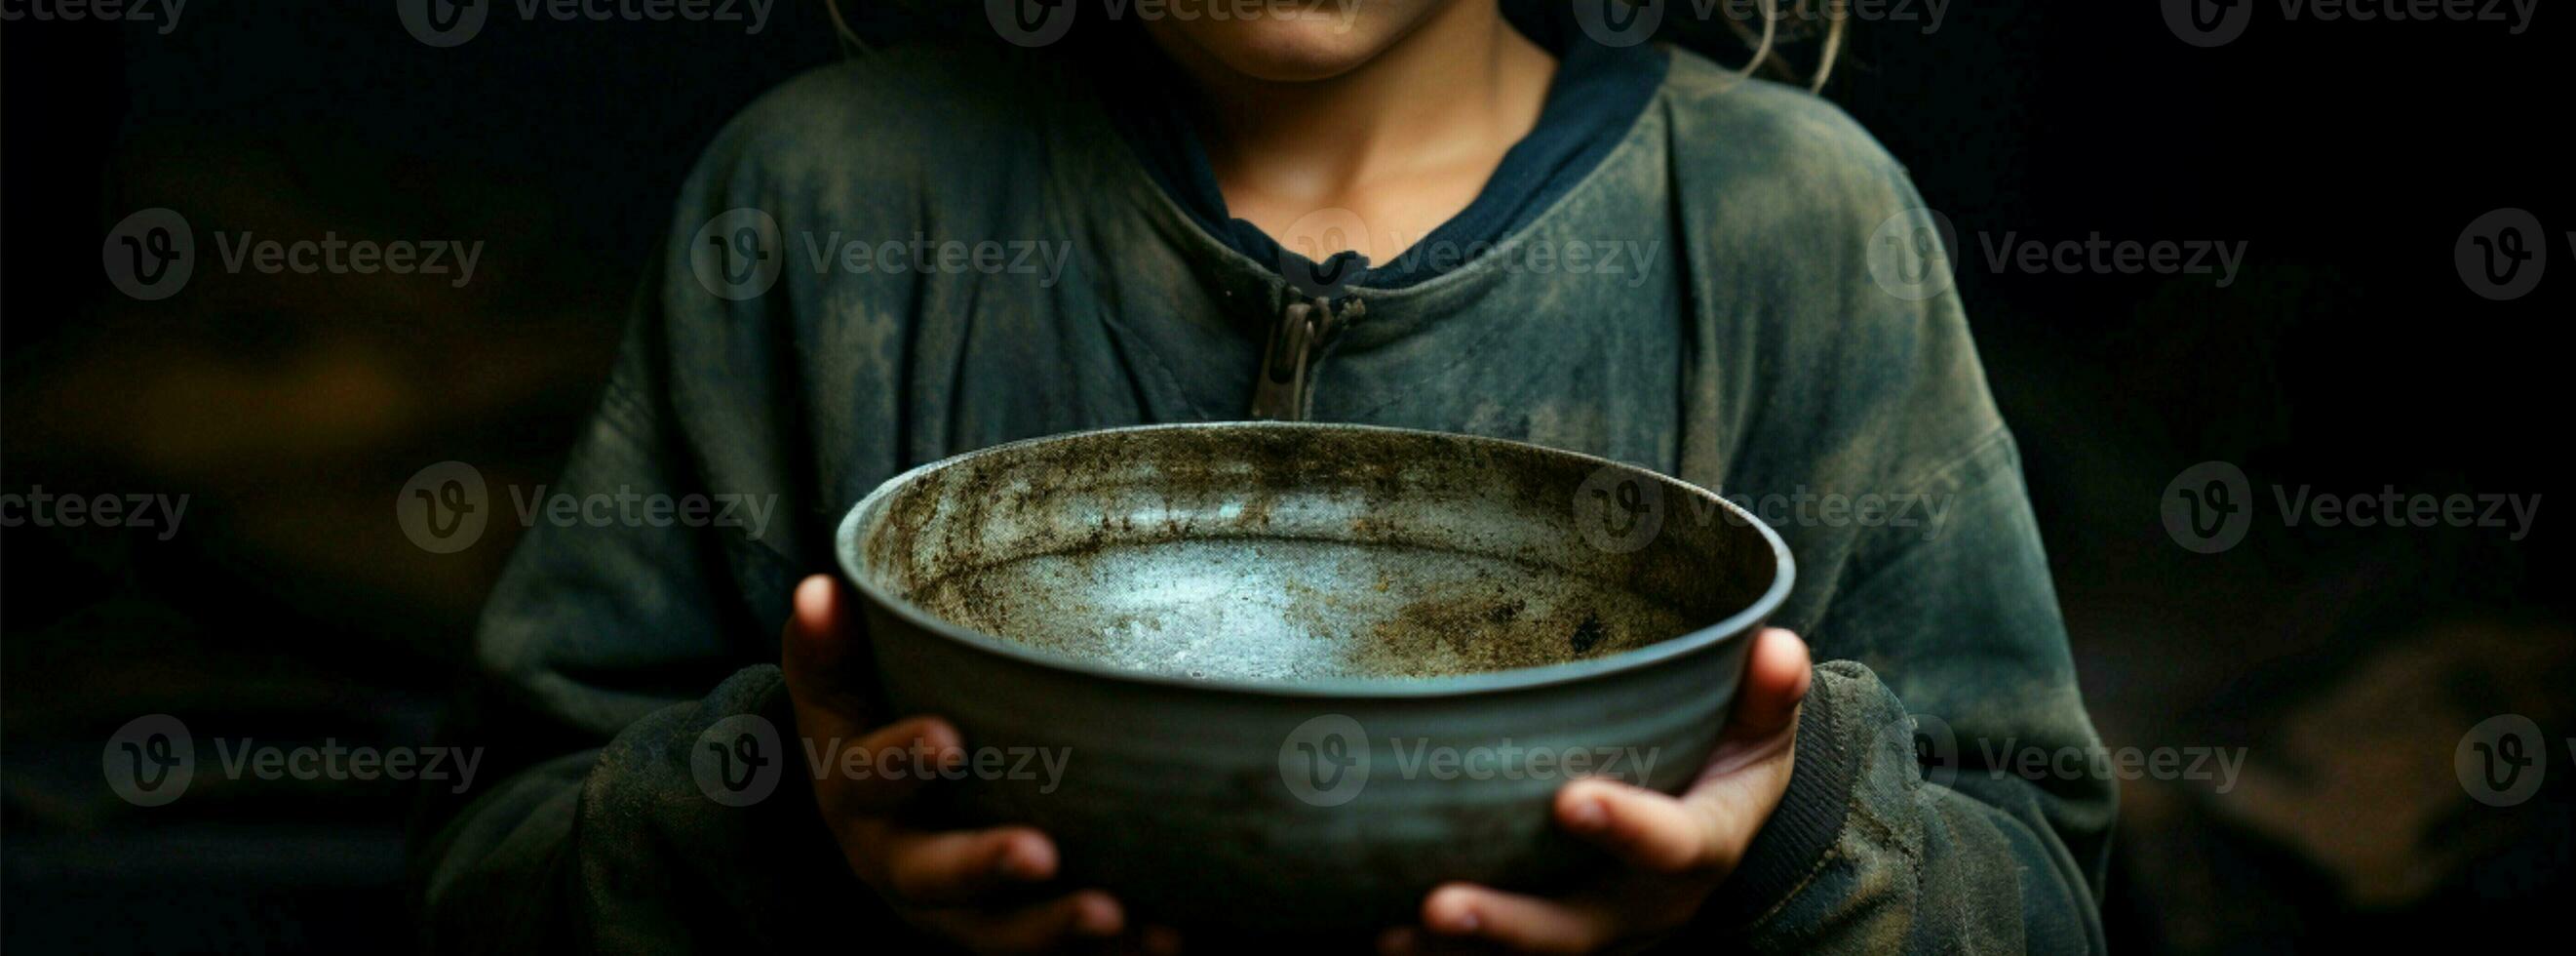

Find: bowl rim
<box><xmin>835</xmin><ymin>421</ymin><xmax>1796</xmax><ymax>700</ymax></box>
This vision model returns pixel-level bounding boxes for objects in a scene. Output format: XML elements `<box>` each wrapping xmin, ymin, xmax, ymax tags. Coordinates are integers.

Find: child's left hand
<box><xmin>1377</xmin><ymin>627</ymin><xmax>1814</xmax><ymax>955</ymax></box>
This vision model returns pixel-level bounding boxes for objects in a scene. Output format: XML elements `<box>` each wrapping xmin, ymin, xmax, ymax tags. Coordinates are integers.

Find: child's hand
<box><xmin>782</xmin><ymin>575</ymin><xmax>1174</xmax><ymax>954</ymax></box>
<box><xmin>1378</xmin><ymin>628</ymin><xmax>1814</xmax><ymax>955</ymax></box>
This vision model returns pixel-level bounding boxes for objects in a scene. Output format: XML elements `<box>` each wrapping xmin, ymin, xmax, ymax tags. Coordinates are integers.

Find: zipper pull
<box><xmin>1248</xmin><ymin>295</ymin><xmax>1362</xmax><ymax>421</ymax></box>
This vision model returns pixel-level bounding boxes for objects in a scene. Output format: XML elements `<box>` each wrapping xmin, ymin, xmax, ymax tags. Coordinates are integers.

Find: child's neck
<box><xmin>1151</xmin><ymin>2</ymin><xmax>1557</xmax><ymax>266</ymax></box>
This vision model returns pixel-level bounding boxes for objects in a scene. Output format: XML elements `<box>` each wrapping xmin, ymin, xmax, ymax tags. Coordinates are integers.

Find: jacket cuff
<box><xmin>1696</xmin><ymin>665</ymin><xmax>1862</xmax><ymax>928</ymax></box>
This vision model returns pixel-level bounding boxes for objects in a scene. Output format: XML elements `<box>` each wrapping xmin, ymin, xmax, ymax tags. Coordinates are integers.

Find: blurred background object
<box><xmin>5</xmin><ymin>2</ymin><xmax>2568</xmax><ymax>951</ymax></box>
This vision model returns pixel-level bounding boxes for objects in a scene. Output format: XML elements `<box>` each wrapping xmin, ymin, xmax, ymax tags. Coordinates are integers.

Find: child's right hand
<box><xmin>782</xmin><ymin>575</ymin><xmax>1164</xmax><ymax>954</ymax></box>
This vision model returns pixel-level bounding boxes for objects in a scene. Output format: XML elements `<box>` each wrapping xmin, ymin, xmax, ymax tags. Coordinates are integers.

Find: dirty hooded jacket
<box><xmin>413</xmin><ymin>22</ymin><xmax>2116</xmax><ymax>956</ymax></box>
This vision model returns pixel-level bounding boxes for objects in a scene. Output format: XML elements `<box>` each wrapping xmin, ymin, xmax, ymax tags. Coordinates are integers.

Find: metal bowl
<box><xmin>836</xmin><ymin>422</ymin><xmax>1791</xmax><ymax>936</ymax></box>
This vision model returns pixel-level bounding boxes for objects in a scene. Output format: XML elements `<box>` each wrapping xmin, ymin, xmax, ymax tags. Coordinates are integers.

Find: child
<box><xmin>417</xmin><ymin>2</ymin><xmax>2112</xmax><ymax>951</ymax></box>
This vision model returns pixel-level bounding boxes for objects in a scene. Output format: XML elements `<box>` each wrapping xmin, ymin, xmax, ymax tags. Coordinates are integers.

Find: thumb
<box><xmin>782</xmin><ymin>574</ymin><xmax>872</xmax><ymax>733</ymax></box>
<box><xmin>1721</xmin><ymin>628</ymin><xmax>1811</xmax><ymax>747</ymax></box>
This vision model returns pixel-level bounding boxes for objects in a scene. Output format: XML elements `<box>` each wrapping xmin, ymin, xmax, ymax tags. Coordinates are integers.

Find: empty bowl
<box><xmin>836</xmin><ymin>422</ymin><xmax>1791</xmax><ymax>935</ymax></box>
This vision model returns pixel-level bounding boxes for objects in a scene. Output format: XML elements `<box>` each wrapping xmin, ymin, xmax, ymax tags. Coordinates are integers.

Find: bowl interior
<box><xmin>852</xmin><ymin>425</ymin><xmax>1779</xmax><ymax>683</ymax></box>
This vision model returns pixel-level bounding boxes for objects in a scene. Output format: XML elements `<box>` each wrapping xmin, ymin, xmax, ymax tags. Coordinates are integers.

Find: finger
<box><xmin>1554</xmin><ymin>777</ymin><xmax>1712</xmax><ymax>874</ymax></box>
<box><xmin>878</xmin><ymin>825</ymin><xmax>1058</xmax><ymax>906</ymax></box>
<box><xmin>924</xmin><ymin>890</ymin><xmax>1124</xmax><ymax>953</ymax></box>
<box><xmin>782</xmin><ymin>575</ymin><xmax>870</xmax><ymax>733</ymax></box>
<box><xmin>1721</xmin><ymin>628</ymin><xmax>1812</xmax><ymax>746</ymax></box>
<box><xmin>821</xmin><ymin>714</ymin><xmax>965</xmax><ymax>818</ymax></box>
<box><xmin>1419</xmin><ymin>883</ymin><xmax>1618</xmax><ymax>955</ymax></box>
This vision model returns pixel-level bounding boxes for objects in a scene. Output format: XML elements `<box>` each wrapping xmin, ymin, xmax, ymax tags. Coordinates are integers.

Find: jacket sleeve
<box><xmin>407</xmin><ymin>258</ymin><xmax>886</xmax><ymax>952</ymax></box>
<box><xmin>410</xmin><ymin>54</ymin><xmax>1030</xmax><ymax>954</ymax></box>
<box><xmin>1668</xmin><ymin>87</ymin><xmax>2118</xmax><ymax>951</ymax></box>
<box><xmin>1701</xmin><ymin>429</ymin><xmax>2116</xmax><ymax>953</ymax></box>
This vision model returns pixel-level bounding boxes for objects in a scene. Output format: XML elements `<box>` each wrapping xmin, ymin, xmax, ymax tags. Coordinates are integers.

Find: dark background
<box><xmin>5</xmin><ymin>2</ymin><xmax>2569</xmax><ymax>951</ymax></box>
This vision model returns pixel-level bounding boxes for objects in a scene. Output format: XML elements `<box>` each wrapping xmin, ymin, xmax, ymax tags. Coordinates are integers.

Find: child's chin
<box><xmin>1188</xmin><ymin>23</ymin><xmax>1398</xmax><ymax>82</ymax></box>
